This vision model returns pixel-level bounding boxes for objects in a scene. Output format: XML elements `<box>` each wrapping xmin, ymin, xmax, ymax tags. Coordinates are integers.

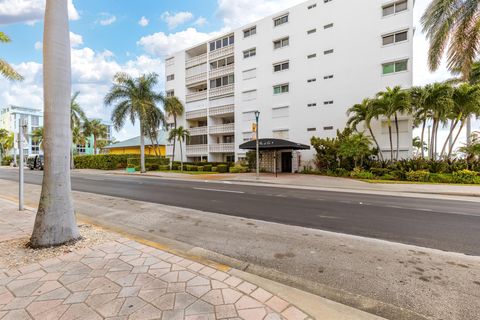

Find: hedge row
<box><xmin>74</xmin><ymin>154</ymin><xmax>140</xmax><ymax>170</ymax></box>
<box><xmin>127</xmin><ymin>157</ymin><xmax>169</xmax><ymax>167</ymax></box>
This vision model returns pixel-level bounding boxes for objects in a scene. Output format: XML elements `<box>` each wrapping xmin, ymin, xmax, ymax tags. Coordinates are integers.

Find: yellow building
<box><xmin>104</xmin><ymin>135</ymin><xmax>166</xmax><ymax>156</ymax></box>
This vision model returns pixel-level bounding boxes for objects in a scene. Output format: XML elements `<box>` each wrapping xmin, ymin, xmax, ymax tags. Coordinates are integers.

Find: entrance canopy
<box><xmin>239</xmin><ymin>138</ymin><xmax>310</xmax><ymax>151</ymax></box>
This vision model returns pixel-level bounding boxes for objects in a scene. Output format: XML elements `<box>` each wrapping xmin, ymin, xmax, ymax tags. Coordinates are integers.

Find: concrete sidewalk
<box><xmin>0</xmin><ymin>197</ymin><xmax>386</xmax><ymax>320</ymax></box>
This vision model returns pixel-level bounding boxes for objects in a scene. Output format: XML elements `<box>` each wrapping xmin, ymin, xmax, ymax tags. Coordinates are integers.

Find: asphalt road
<box><xmin>1</xmin><ymin>168</ymin><xmax>480</xmax><ymax>255</ymax></box>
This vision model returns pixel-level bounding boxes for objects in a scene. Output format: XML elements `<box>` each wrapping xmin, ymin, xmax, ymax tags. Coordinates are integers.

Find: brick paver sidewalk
<box><xmin>0</xmin><ymin>201</ymin><xmax>312</xmax><ymax>320</ymax></box>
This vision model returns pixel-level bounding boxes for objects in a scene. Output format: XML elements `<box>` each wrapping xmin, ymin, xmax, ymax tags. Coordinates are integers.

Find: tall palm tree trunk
<box><xmin>394</xmin><ymin>113</ymin><xmax>400</xmax><ymax>160</ymax></box>
<box><xmin>140</xmin><ymin>122</ymin><xmax>146</xmax><ymax>173</ymax></box>
<box><xmin>440</xmin><ymin>118</ymin><xmax>460</xmax><ymax>158</ymax></box>
<box><xmin>93</xmin><ymin>136</ymin><xmax>97</xmax><ymax>155</ymax></box>
<box><xmin>420</xmin><ymin>120</ymin><xmax>426</xmax><ymax>159</ymax></box>
<box><xmin>367</xmin><ymin>125</ymin><xmax>383</xmax><ymax>161</ymax></box>
<box><xmin>30</xmin><ymin>0</ymin><xmax>79</xmax><ymax>247</ymax></box>
<box><xmin>171</xmin><ymin>116</ymin><xmax>177</xmax><ymax>169</ymax></box>
<box><xmin>387</xmin><ymin>120</ymin><xmax>394</xmax><ymax>161</ymax></box>
<box><xmin>179</xmin><ymin>138</ymin><xmax>183</xmax><ymax>171</ymax></box>
<box><xmin>448</xmin><ymin>120</ymin><xmax>466</xmax><ymax>158</ymax></box>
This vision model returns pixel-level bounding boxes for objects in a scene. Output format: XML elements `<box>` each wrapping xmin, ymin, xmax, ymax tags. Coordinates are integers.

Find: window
<box><xmin>307</xmin><ymin>103</ymin><xmax>317</xmax><ymax>107</ymax></box>
<box><xmin>324</xmin><ymin>74</ymin><xmax>334</xmax><ymax>79</ymax></box>
<box><xmin>324</xmin><ymin>23</ymin><xmax>333</xmax><ymax>29</ymax></box>
<box><xmin>273</xmin><ymin>37</ymin><xmax>289</xmax><ymax>49</ymax></box>
<box><xmin>307</xmin><ymin>29</ymin><xmax>317</xmax><ymax>34</ymax></box>
<box><xmin>383</xmin><ymin>0</ymin><xmax>407</xmax><ymax>17</ymax></box>
<box><xmin>307</xmin><ymin>53</ymin><xmax>316</xmax><ymax>59</ymax></box>
<box><xmin>31</xmin><ymin>116</ymin><xmax>39</xmax><ymax>127</ymax></box>
<box><xmin>272</xmin><ymin>106</ymin><xmax>289</xmax><ymax>118</ymax></box>
<box><xmin>166</xmin><ymin>57</ymin><xmax>175</xmax><ymax>67</ymax></box>
<box><xmin>307</xmin><ymin>128</ymin><xmax>316</xmax><ymax>132</ymax></box>
<box><xmin>382</xmin><ymin>30</ymin><xmax>408</xmax><ymax>45</ymax></box>
<box><xmin>308</xmin><ymin>4</ymin><xmax>317</xmax><ymax>9</ymax></box>
<box><xmin>307</xmin><ymin>78</ymin><xmax>316</xmax><ymax>83</ymax></box>
<box><xmin>210</xmin><ymin>74</ymin><xmax>235</xmax><ymax>88</ymax></box>
<box><xmin>273</xmin><ymin>61</ymin><xmax>289</xmax><ymax>72</ymax></box>
<box><xmin>166</xmin><ymin>90</ymin><xmax>175</xmax><ymax>97</ymax></box>
<box><xmin>244</xmin><ymin>26</ymin><xmax>256</xmax><ymax>38</ymax></box>
<box><xmin>209</xmin><ymin>34</ymin><xmax>234</xmax><ymax>51</ymax></box>
<box><xmin>324</xmin><ymin>126</ymin><xmax>334</xmax><ymax>130</ymax></box>
<box><xmin>166</xmin><ymin>74</ymin><xmax>174</xmax><ymax>81</ymax></box>
<box><xmin>324</xmin><ymin>49</ymin><xmax>334</xmax><ymax>55</ymax></box>
<box><xmin>382</xmin><ymin>59</ymin><xmax>408</xmax><ymax>74</ymax></box>
<box><xmin>243</xmin><ymin>48</ymin><xmax>256</xmax><ymax>58</ymax></box>
<box><xmin>274</xmin><ymin>14</ymin><xmax>289</xmax><ymax>27</ymax></box>
<box><xmin>210</xmin><ymin>56</ymin><xmax>234</xmax><ymax>70</ymax></box>
<box><xmin>243</xmin><ymin>68</ymin><xmax>257</xmax><ymax>80</ymax></box>
<box><xmin>324</xmin><ymin>101</ymin><xmax>334</xmax><ymax>105</ymax></box>
<box><xmin>273</xmin><ymin>84</ymin><xmax>289</xmax><ymax>94</ymax></box>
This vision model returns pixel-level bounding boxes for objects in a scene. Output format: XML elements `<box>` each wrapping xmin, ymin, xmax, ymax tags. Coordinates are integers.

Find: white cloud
<box><xmin>194</xmin><ymin>17</ymin><xmax>207</xmax><ymax>27</ymax></box>
<box><xmin>0</xmin><ymin>0</ymin><xmax>79</xmax><ymax>25</ymax></box>
<box><xmin>97</xmin><ymin>13</ymin><xmax>116</xmax><ymax>26</ymax></box>
<box><xmin>161</xmin><ymin>11</ymin><xmax>194</xmax><ymax>29</ymax></box>
<box><xmin>138</xmin><ymin>16</ymin><xmax>149</xmax><ymax>27</ymax></box>
<box><xmin>138</xmin><ymin>28</ymin><xmax>220</xmax><ymax>57</ymax></box>
<box><xmin>34</xmin><ymin>41</ymin><xmax>42</xmax><ymax>50</ymax></box>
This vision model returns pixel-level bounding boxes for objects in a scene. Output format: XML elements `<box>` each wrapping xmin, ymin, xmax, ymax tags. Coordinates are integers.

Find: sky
<box><xmin>0</xmin><ymin>0</ymin><xmax>467</xmax><ymax>142</ymax></box>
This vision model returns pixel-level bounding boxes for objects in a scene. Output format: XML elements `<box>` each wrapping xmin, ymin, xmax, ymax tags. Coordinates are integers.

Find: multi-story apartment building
<box><xmin>165</xmin><ymin>0</ymin><xmax>414</xmax><ymax>168</ymax></box>
<box><xmin>0</xmin><ymin>105</ymin><xmax>44</xmax><ymax>156</ymax></box>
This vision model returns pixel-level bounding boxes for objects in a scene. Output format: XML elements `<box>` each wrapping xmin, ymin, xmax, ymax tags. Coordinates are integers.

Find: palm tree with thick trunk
<box><xmin>0</xmin><ymin>32</ymin><xmax>23</xmax><ymax>81</ymax></box>
<box><xmin>174</xmin><ymin>126</ymin><xmax>190</xmax><ymax>171</ymax></box>
<box><xmin>346</xmin><ymin>98</ymin><xmax>383</xmax><ymax>161</ymax></box>
<box><xmin>83</xmin><ymin>119</ymin><xmax>108</xmax><ymax>155</ymax></box>
<box><xmin>105</xmin><ymin>72</ymin><xmax>164</xmax><ymax>173</ymax></box>
<box><xmin>30</xmin><ymin>0</ymin><xmax>80</xmax><ymax>248</ymax></box>
<box><xmin>164</xmin><ymin>96</ymin><xmax>184</xmax><ymax>168</ymax></box>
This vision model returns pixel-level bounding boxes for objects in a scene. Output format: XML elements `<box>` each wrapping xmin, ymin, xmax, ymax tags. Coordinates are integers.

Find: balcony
<box><xmin>186</xmin><ymin>91</ymin><xmax>207</xmax><ymax>103</ymax></box>
<box><xmin>209</xmin><ymin>45</ymin><xmax>234</xmax><ymax>61</ymax></box>
<box><xmin>185</xmin><ymin>108</ymin><xmax>207</xmax><ymax>120</ymax></box>
<box><xmin>210</xmin><ymin>143</ymin><xmax>235</xmax><ymax>153</ymax></box>
<box><xmin>209</xmin><ymin>84</ymin><xmax>234</xmax><ymax>100</ymax></box>
<box><xmin>209</xmin><ymin>64</ymin><xmax>234</xmax><ymax>79</ymax></box>
<box><xmin>188</xmin><ymin>126</ymin><xmax>208</xmax><ymax>136</ymax></box>
<box><xmin>186</xmin><ymin>72</ymin><xmax>207</xmax><ymax>86</ymax></box>
<box><xmin>209</xmin><ymin>123</ymin><xmax>235</xmax><ymax>135</ymax></box>
<box><xmin>209</xmin><ymin>104</ymin><xmax>234</xmax><ymax>117</ymax></box>
<box><xmin>186</xmin><ymin>144</ymin><xmax>208</xmax><ymax>155</ymax></box>
<box><xmin>186</xmin><ymin>53</ymin><xmax>207</xmax><ymax>69</ymax></box>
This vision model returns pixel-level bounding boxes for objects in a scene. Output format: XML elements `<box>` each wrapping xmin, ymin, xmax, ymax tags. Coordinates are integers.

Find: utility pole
<box><xmin>18</xmin><ymin>118</ymin><xmax>27</xmax><ymax>211</ymax></box>
<box><xmin>254</xmin><ymin>111</ymin><xmax>260</xmax><ymax>180</ymax></box>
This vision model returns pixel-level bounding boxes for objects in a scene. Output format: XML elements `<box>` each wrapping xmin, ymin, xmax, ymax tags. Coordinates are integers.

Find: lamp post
<box><xmin>254</xmin><ymin>111</ymin><xmax>260</xmax><ymax>179</ymax></box>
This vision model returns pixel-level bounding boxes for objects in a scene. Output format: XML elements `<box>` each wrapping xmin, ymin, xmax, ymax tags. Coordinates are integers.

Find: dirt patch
<box><xmin>0</xmin><ymin>224</ymin><xmax>117</xmax><ymax>270</ymax></box>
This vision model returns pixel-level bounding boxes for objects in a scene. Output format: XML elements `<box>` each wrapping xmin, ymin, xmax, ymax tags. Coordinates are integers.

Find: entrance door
<box><xmin>281</xmin><ymin>152</ymin><xmax>292</xmax><ymax>173</ymax></box>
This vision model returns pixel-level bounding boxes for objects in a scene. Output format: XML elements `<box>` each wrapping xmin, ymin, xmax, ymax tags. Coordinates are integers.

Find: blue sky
<box><xmin>0</xmin><ymin>0</ymin><xmax>462</xmax><ymax>141</ymax></box>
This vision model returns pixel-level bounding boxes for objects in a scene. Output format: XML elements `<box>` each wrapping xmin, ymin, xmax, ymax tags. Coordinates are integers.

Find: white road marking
<box><xmin>193</xmin><ymin>187</ymin><xmax>245</xmax><ymax>194</ymax></box>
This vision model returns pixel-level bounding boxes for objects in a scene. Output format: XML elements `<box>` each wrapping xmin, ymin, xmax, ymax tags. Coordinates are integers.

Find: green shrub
<box><xmin>1</xmin><ymin>155</ymin><xmax>13</xmax><ymax>166</ymax></box>
<box><xmin>217</xmin><ymin>164</ymin><xmax>228</xmax><ymax>173</ymax></box>
<box><xmin>452</xmin><ymin>170</ymin><xmax>480</xmax><ymax>184</ymax></box>
<box><xmin>197</xmin><ymin>166</ymin><xmax>204</xmax><ymax>172</ymax></box>
<box><xmin>370</xmin><ymin>167</ymin><xmax>391</xmax><ymax>177</ymax></box>
<box><xmin>149</xmin><ymin>164</ymin><xmax>159</xmax><ymax>171</ymax></box>
<box><xmin>185</xmin><ymin>165</ymin><xmax>198</xmax><ymax>172</ymax></box>
<box><xmin>380</xmin><ymin>174</ymin><xmax>396</xmax><ymax>181</ymax></box>
<box><xmin>406</xmin><ymin>170</ymin><xmax>430</xmax><ymax>182</ymax></box>
<box><xmin>229</xmin><ymin>165</ymin><xmax>248</xmax><ymax>173</ymax></box>
<box><xmin>429</xmin><ymin>173</ymin><xmax>454</xmax><ymax>184</ymax></box>
<box><xmin>350</xmin><ymin>168</ymin><xmax>374</xmax><ymax>180</ymax></box>
<box><xmin>172</xmin><ymin>163</ymin><xmax>179</xmax><ymax>170</ymax></box>
<box><xmin>127</xmin><ymin>157</ymin><xmax>169</xmax><ymax>168</ymax></box>
<box><xmin>74</xmin><ymin>154</ymin><xmax>138</xmax><ymax>170</ymax></box>
<box><xmin>203</xmin><ymin>165</ymin><xmax>212</xmax><ymax>172</ymax></box>
<box><xmin>334</xmin><ymin>168</ymin><xmax>350</xmax><ymax>177</ymax></box>
<box><xmin>159</xmin><ymin>165</ymin><xmax>170</xmax><ymax>171</ymax></box>
<box><xmin>134</xmin><ymin>166</ymin><xmax>140</xmax><ymax>171</ymax></box>
<box><xmin>211</xmin><ymin>166</ymin><xmax>217</xmax><ymax>172</ymax></box>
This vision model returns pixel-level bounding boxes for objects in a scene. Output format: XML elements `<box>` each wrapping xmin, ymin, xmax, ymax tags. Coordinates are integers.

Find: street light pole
<box><xmin>19</xmin><ymin>118</ymin><xmax>27</xmax><ymax>211</ymax></box>
<box><xmin>254</xmin><ymin>111</ymin><xmax>260</xmax><ymax>180</ymax></box>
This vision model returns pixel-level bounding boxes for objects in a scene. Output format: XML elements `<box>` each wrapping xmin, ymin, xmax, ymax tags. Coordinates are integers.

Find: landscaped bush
<box><xmin>172</xmin><ymin>163</ymin><xmax>179</xmax><ymax>170</ymax></box>
<box><xmin>334</xmin><ymin>168</ymin><xmax>350</xmax><ymax>177</ymax></box>
<box><xmin>406</xmin><ymin>170</ymin><xmax>431</xmax><ymax>182</ymax></box>
<box><xmin>147</xmin><ymin>164</ymin><xmax>159</xmax><ymax>171</ymax></box>
<box><xmin>1</xmin><ymin>155</ymin><xmax>13</xmax><ymax>166</ymax></box>
<box><xmin>229</xmin><ymin>165</ymin><xmax>248</xmax><ymax>173</ymax></box>
<box><xmin>159</xmin><ymin>165</ymin><xmax>170</xmax><ymax>171</ymax></box>
<box><xmin>211</xmin><ymin>166</ymin><xmax>217</xmax><ymax>172</ymax></box>
<box><xmin>197</xmin><ymin>166</ymin><xmax>204</xmax><ymax>172</ymax></box>
<box><xmin>380</xmin><ymin>174</ymin><xmax>396</xmax><ymax>181</ymax></box>
<box><xmin>452</xmin><ymin>170</ymin><xmax>480</xmax><ymax>184</ymax></box>
<box><xmin>127</xmin><ymin>157</ymin><xmax>169</xmax><ymax>168</ymax></box>
<box><xmin>185</xmin><ymin>165</ymin><xmax>198</xmax><ymax>172</ymax></box>
<box><xmin>74</xmin><ymin>154</ymin><xmax>138</xmax><ymax>170</ymax></box>
<box><xmin>203</xmin><ymin>165</ymin><xmax>212</xmax><ymax>172</ymax></box>
<box><xmin>217</xmin><ymin>164</ymin><xmax>228</xmax><ymax>173</ymax></box>
<box><xmin>370</xmin><ymin>167</ymin><xmax>391</xmax><ymax>177</ymax></box>
<box><xmin>350</xmin><ymin>168</ymin><xmax>374</xmax><ymax>180</ymax></box>
<box><xmin>428</xmin><ymin>173</ymin><xmax>454</xmax><ymax>184</ymax></box>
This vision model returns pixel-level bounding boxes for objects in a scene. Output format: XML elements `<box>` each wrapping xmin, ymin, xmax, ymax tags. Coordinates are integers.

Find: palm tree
<box><xmin>374</xmin><ymin>86</ymin><xmax>411</xmax><ymax>160</ymax></box>
<box><xmin>30</xmin><ymin>0</ymin><xmax>80</xmax><ymax>248</ymax></box>
<box><xmin>346</xmin><ymin>98</ymin><xmax>383</xmax><ymax>161</ymax></box>
<box><xmin>31</xmin><ymin>127</ymin><xmax>44</xmax><ymax>150</ymax></box>
<box><xmin>105</xmin><ymin>72</ymin><xmax>164</xmax><ymax>173</ymax></box>
<box><xmin>174</xmin><ymin>126</ymin><xmax>190</xmax><ymax>171</ymax></box>
<box><xmin>422</xmin><ymin>0</ymin><xmax>480</xmax><ymax>142</ymax></box>
<box><xmin>0</xmin><ymin>32</ymin><xmax>23</xmax><ymax>81</ymax></box>
<box><xmin>83</xmin><ymin>119</ymin><xmax>108</xmax><ymax>155</ymax></box>
<box><xmin>70</xmin><ymin>92</ymin><xmax>86</xmax><ymax>168</ymax></box>
<box><xmin>0</xmin><ymin>129</ymin><xmax>11</xmax><ymax>160</ymax></box>
<box><xmin>143</xmin><ymin>104</ymin><xmax>166</xmax><ymax>157</ymax></box>
<box><xmin>410</xmin><ymin>86</ymin><xmax>430</xmax><ymax>159</ymax></box>
<box><xmin>164</xmin><ymin>96</ymin><xmax>185</xmax><ymax>167</ymax></box>
<box><xmin>72</xmin><ymin>126</ymin><xmax>86</xmax><ymax>155</ymax></box>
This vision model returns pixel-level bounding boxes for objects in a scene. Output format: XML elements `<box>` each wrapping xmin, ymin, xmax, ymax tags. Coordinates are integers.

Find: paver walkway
<box><xmin>0</xmin><ymin>199</ymin><xmax>312</xmax><ymax>320</ymax></box>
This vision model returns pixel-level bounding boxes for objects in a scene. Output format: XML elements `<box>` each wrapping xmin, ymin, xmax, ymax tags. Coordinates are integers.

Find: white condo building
<box><xmin>165</xmin><ymin>0</ymin><xmax>414</xmax><ymax>171</ymax></box>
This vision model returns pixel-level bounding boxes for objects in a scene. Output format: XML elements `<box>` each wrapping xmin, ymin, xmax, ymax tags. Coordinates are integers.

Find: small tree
<box><xmin>174</xmin><ymin>126</ymin><xmax>190</xmax><ymax>171</ymax></box>
<box><xmin>83</xmin><ymin>119</ymin><xmax>108</xmax><ymax>155</ymax></box>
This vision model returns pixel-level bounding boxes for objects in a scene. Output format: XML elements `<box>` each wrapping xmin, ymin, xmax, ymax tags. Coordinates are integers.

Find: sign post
<box><xmin>254</xmin><ymin>111</ymin><xmax>260</xmax><ymax>180</ymax></box>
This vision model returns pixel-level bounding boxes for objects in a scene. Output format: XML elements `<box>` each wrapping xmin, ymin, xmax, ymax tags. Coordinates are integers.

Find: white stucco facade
<box><xmin>165</xmin><ymin>0</ymin><xmax>414</xmax><ymax>169</ymax></box>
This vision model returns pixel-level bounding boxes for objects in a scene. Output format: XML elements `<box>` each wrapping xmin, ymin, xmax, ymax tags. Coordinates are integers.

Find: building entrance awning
<box><xmin>239</xmin><ymin>138</ymin><xmax>310</xmax><ymax>151</ymax></box>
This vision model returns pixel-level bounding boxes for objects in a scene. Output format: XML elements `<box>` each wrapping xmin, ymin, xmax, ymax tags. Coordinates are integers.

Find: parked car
<box><xmin>27</xmin><ymin>155</ymin><xmax>44</xmax><ymax>170</ymax></box>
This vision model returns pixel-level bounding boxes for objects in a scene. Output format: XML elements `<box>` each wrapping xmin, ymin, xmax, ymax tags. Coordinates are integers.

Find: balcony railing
<box><xmin>209</xmin><ymin>84</ymin><xmax>234</xmax><ymax>99</ymax></box>
<box><xmin>186</xmin><ymin>72</ymin><xmax>207</xmax><ymax>86</ymax></box>
<box><xmin>186</xmin><ymin>53</ymin><xmax>207</xmax><ymax>69</ymax></box>
<box><xmin>209</xmin><ymin>123</ymin><xmax>235</xmax><ymax>135</ymax></box>
<box><xmin>185</xmin><ymin>108</ymin><xmax>207</xmax><ymax>120</ymax></box>
<box><xmin>209</xmin><ymin>143</ymin><xmax>235</xmax><ymax>153</ymax></box>
<box><xmin>209</xmin><ymin>45</ymin><xmax>234</xmax><ymax>61</ymax></box>
<box><xmin>188</xmin><ymin>126</ymin><xmax>208</xmax><ymax>136</ymax></box>
<box><xmin>186</xmin><ymin>144</ymin><xmax>208</xmax><ymax>155</ymax></box>
<box><xmin>186</xmin><ymin>91</ymin><xmax>207</xmax><ymax>103</ymax></box>
<box><xmin>209</xmin><ymin>64</ymin><xmax>234</xmax><ymax>79</ymax></box>
<box><xmin>209</xmin><ymin>104</ymin><xmax>234</xmax><ymax>117</ymax></box>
